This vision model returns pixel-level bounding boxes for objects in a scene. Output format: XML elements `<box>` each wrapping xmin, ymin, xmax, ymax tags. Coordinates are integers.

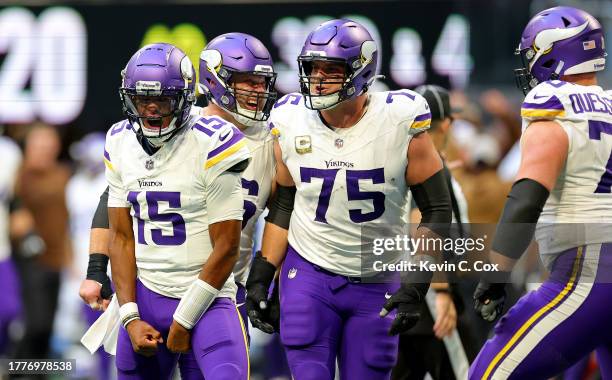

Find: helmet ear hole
<box><xmin>561</xmin><ymin>16</ymin><xmax>571</xmax><ymax>27</ymax></box>
<box><xmin>542</xmin><ymin>59</ymin><xmax>555</xmax><ymax>68</ymax></box>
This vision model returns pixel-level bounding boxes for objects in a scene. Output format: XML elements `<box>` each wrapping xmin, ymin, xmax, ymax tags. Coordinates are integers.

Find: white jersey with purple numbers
<box><xmin>521</xmin><ymin>80</ymin><xmax>612</xmax><ymax>258</ymax></box>
<box><xmin>235</xmin><ymin>124</ymin><xmax>275</xmax><ymax>286</ymax></box>
<box><xmin>0</xmin><ymin>137</ymin><xmax>21</xmax><ymax>261</ymax></box>
<box><xmin>104</xmin><ymin>114</ymin><xmax>251</xmax><ymax>299</ymax></box>
<box><xmin>270</xmin><ymin>91</ymin><xmax>431</xmax><ymax>276</ymax></box>
<box><xmin>190</xmin><ymin>106</ymin><xmax>275</xmax><ymax>286</ymax></box>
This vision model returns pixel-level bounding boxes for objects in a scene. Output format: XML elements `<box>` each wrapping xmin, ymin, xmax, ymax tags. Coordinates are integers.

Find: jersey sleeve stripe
<box><xmin>414</xmin><ymin>112</ymin><xmax>432</xmax><ymax>122</ymax></box>
<box><xmin>104</xmin><ymin>158</ymin><xmax>114</xmax><ymax>171</ymax></box>
<box><xmin>205</xmin><ymin>140</ymin><xmax>248</xmax><ymax>169</ymax></box>
<box><xmin>207</xmin><ymin>130</ymin><xmax>244</xmax><ymax>160</ymax></box>
<box><xmin>520</xmin><ymin>109</ymin><xmax>566</xmax><ymax>118</ymax></box>
<box><xmin>269</xmin><ymin>122</ymin><xmax>281</xmax><ymax>137</ymax></box>
<box><xmin>522</xmin><ymin>95</ymin><xmax>564</xmax><ymax>111</ymax></box>
<box><xmin>411</xmin><ymin>119</ymin><xmax>431</xmax><ymax>130</ymax></box>
<box><xmin>104</xmin><ymin>149</ymin><xmax>111</xmax><ymax>162</ymax></box>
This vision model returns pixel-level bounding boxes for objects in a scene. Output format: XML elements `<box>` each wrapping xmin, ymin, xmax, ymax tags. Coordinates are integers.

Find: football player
<box><xmin>80</xmin><ymin>33</ymin><xmax>281</xmax><ymax>337</ymax></box>
<box><xmin>245</xmin><ymin>19</ymin><xmax>452</xmax><ymax>379</ymax></box>
<box><xmin>106</xmin><ymin>43</ymin><xmax>249</xmax><ymax>379</ymax></box>
<box><xmin>196</xmin><ymin>32</ymin><xmax>278</xmax><ymax>333</ymax></box>
<box><xmin>469</xmin><ymin>6</ymin><xmax>612</xmax><ymax>379</ymax></box>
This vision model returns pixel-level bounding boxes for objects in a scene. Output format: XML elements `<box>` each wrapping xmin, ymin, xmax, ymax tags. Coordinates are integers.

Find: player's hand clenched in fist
<box><xmin>167</xmin><ymin>320</ymin><xmax>191</xmax><ymax>353</ymax></box>
<box><xmin>126</xmin><ymin>319</ymin><xmax>163</xmax><ymax>356</ymax></box>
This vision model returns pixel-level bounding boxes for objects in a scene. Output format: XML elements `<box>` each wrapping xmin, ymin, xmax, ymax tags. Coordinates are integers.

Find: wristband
<box><xmin>119</xmin><ymin>302</ymin><xmax>140</xmax><ymax>329</ymax></box>
<box><xmin>173</xmin><ymin>279</ymin><xmax>219</xmax><ymax>330</ymax></box>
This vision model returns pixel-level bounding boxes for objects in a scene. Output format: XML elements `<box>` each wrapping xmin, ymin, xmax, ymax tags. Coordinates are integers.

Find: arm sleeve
<box><xmin>91</xmin><ymin>187</ymin><xmax>110</xmax><ymax>229</ymax></box>
<box><xmin>409</xmin><ymin>169</ymin><xmax>452</xmax><ymax>237</ymax></box>
<box><xmin>491</xmin><ymin>178</ymin><xmax>549</xmax><ymax>260</ymax></box>
<box><xmin>206</xmin><ymin>171</ymin><xmax>244</xmax><ymax>225</ymax></box>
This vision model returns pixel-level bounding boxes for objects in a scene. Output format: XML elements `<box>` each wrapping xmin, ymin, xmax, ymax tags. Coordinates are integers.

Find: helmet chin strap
<box><xmin>137</xmin><ymin>115</ymin><xmax>180</xmax><ymax>147</ymax></box>
<box><xmin>212</xmin><ymin>95</ymin><xmax>267</xmax><ymax>129</ymax></box>
<box><xmin>230</xmin><ymin>111</ymin><xmax>264</xmax><ymax>128</ymax></box>
<box><xmin>307</xmin><ymin>91</ymin><xmax>342</xmax><ymax>110</ymax></box>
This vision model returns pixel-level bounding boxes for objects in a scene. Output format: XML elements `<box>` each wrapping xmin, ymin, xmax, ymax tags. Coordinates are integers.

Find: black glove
<box><xmin>246</xmin><ymin>252</ymin><xmax>276</xmax><ymax>334</ymax></box>
<box><xmin>473</xmin><ymin>280</ymin><xmax>506</xmax><ymax>322</ymax></box>
<box><xmin>267</xmin><ymin>278</ymin><xmax>281</xmax><ymax>333</ymax></box>
<box><xmin>86</xmin><ymin>253</ymin><xmax>113</xmax><ymax>299</ymax></box>
<box><xmin>380</xmin><ymin>282</ymin><xmax>429</xmax><ymax>335</ymax></box>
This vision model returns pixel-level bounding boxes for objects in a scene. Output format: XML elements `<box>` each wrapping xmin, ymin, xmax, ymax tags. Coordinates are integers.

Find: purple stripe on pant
<box><xmin>469</xmin><ymin>243</ymin><xmax>612</xmax><ymax>380</ymax></box>
<box><xmin>116</xmin><ymin>280</ymin><xmax>248</xmax><ymax>380</ymax></box>
<box><xmin>0</xmin><ymin>258</ymin><xmax>21</xmax><ymax>354</ymax></box>
<box><xmin>235</xmin><ymin>282</ymin><xmax>249</xmax><ymax>343</ymax></box>
<box><xmin>279</xmin><ymin>246</ymin><xmax>400</xmax><ymax>380</ymax></box>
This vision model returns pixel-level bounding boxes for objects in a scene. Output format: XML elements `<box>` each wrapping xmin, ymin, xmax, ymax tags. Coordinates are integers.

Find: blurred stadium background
<box><xmin>0</xmin><ymin>0</ymin><xmax>610</xmax><ymax>379</ymax></box>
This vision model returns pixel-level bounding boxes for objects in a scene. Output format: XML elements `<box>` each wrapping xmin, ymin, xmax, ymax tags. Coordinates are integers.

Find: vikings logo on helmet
<box><xmin>198</xmin><ymin>33</ymin><xmax>277</xmax><ymax>127</ymax></box>
<box><xmin>514</xmin><ymin>6</ymin><xmax>606</xmax><ymax>94</ymax></box>
<box><xmin>298</xmin><ymin>19</ymin><xmax>379</xmax><ymax>110</ymax></box>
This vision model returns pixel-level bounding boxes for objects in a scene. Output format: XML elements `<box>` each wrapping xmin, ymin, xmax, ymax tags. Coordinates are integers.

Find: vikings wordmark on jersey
<box><xmin>104</xmin><ymin>114</ymin><xmax>250</xmax><ymax>300</ymax></box>
<box><xmin>269</xmin><ymin>90</ymin><xmax>431</xmax><ymax>276</ymax></box>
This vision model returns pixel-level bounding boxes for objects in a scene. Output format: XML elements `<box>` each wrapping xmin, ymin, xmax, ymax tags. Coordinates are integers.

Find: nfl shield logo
<box><xmin>145</xmin><ymin>159</ymin><xmax>154</xmax><ymax>170</ymax></box>
<box><xmin>288</xmin><ymin>268</ymin><xmax>297</xmax><ymax>279</ymax></box>
<box><xmin>335</xmin><ymin>138</ymin><xmax>344</xmax><ymax>149</ymax></box>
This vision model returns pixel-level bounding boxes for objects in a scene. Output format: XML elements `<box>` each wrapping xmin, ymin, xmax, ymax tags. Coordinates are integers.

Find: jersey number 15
<box><xmin>127</xmin><ymin>191</ymin><xmax>186</xmax><ymax>246</ymax></box>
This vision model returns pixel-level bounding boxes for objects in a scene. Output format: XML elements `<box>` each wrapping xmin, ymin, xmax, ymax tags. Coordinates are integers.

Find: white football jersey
<box><xmin>521</xmin><ymin>80</ymin><xmax>612</xmax><ymax>257</ymax></box>
<box><xmin>0</xmin><ymin>137</ymin><xmax>22</xmax><ymax>261</ymax></box>
<box><xmin>104</xmin><ymin>114</ymin><xmax>251</xmax><ymax>299</ymax></box>
<box><xmin>236</xmin><ymin>124</ymin><xmax>275</xmax><ymax>286</ymax></box>
<box><xmin>190</xmin><ymin>106</ymin><xmax>276</xmax><ymax>286</ymax></box>
<box><xmin>270</xmin><ymin>91</ymin><xmax>431</xmax><ymax>276</ymax></box>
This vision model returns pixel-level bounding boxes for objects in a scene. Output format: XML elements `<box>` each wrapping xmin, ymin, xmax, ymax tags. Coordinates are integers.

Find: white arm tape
<box><xmin>173</xmin><ymin>279</ymin><xmax>219</xmax><ymax>330</ymax></box>
<box><xmin>119</xmin><ymin>302</ymin><xmax>140</xmax><ymax>329</ymax></box>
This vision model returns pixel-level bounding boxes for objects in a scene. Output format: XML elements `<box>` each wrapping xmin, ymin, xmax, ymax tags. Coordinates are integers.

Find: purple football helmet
<box><xmin>120</xmin><ymin>43</ymin><xmax>196</xmax><ymax>146</ymax></box>
<box><xmin>298</xmin><ymin>19</ymin><xmax>378</xmax><ymax>110</ymax></box>
<box><xmin>515</xmin><ymin>6</ymin><xmax>606</xmax><ymax>94</ymax></box>
<box><xmin>199</xmin><ymin>33</ymin><xmax>277</xmax><ymax>127</ymax></box>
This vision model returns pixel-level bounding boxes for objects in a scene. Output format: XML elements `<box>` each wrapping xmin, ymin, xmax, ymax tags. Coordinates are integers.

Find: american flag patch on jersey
<box><xmin>583</xmin><ymin>40</ymin><xmax>596</xmax><ymax>50</ymax></box>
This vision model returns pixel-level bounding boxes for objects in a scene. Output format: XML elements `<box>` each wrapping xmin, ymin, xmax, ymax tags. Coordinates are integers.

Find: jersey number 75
<box><xmin>300</xmin><ymin>167</ymin><xmax>385</xmax><ymax>223</ymax></box>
